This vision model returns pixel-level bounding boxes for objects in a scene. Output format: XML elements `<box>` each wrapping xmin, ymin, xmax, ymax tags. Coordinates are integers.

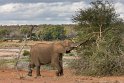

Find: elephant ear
<box><xmin>54</xmin><ymin>43</ymin><xmax>66</xmax><ymax>53</ymax></box>
<box><xmin>62</xmin><ymin>40</ymin><xmax>74</xmax><ymax>50</ymax></box>
<box><xmin>63</xmin><ymin>40</ymin><xmax>74</xmax><ymax>47</ymax></box>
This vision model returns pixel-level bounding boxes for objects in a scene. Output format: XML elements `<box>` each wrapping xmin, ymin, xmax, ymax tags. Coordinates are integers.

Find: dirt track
<box><xmin>0</xmin><ymin>69</ymin><xmax>124</xmax><ymax>83</ymax></box>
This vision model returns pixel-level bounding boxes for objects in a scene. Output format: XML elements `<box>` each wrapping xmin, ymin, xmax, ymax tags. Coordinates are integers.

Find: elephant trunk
<box><xmin>70</xmin><ymin>43</ymin><xmax>79</xmax><ymax>48</ymax></box>
<box><xmin>71</xmin><ymin>40</ymin><xmax>89</xmax><ymax>48</ymax></box>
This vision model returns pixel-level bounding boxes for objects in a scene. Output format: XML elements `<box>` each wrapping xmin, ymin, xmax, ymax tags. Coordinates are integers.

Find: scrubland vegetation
<box><xmin>0</xmin><ymin>0</ymin><xmax>124</xmax><ymax>77</ymax></box>
<box><xmin>70</xmin><ymin>0</ymin><xmax>124</xmax><ymax>76</ymax></box>
<box><xmin>0</xmin><ymin>24</ymin><xmax>75</xmax><ymax>42</ymax></box>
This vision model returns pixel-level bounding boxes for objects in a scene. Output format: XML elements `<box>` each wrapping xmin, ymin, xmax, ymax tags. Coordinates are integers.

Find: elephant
<box><xmin>27</xmin><ymin>40</ymin><xmax>76</xmax><ymax>77</ymax></box>
<box><xmin>27</xmin><ymin>39</ymin><xmax>88</xmax><ymax>77</ymax></box>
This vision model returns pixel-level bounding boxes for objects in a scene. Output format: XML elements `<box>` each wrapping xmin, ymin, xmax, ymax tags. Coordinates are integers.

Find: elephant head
<box><xmin>61</xmin><ymin>40</ymin><xmax>75</xmax><ymax>53</ymax></box>
<box><xmin>54</xmin><ymin>39</ymin><xmax>87</xmax><ymax>54</ymax></box>
<box><xmin>61</xmin><ymin>39</ymin><xmax>89</xmax><ymax>53</ymax></box>
<box><xmin>52</xmin><ymin>40</ymin><xmax>74</xmax><ymax>54</ymax></box>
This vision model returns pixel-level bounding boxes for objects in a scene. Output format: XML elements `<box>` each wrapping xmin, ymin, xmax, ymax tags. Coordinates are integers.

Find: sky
<box><xmin>0</xmin><ymin>0</ymin><xmax>124</xmax><ymax>25</ymax></box>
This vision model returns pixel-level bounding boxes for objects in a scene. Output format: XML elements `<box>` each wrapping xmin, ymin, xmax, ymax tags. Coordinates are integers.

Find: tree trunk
<box><xmin>99</xmin><ymin>24</ymin><xmax>102</xmax><ymax>41</ymax></box>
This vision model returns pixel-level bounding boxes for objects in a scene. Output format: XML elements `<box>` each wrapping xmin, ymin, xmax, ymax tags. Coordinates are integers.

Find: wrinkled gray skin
<box><xmin>28</xmin><ymin>40</ymin><xmax>75</xmax><ymax>77</ymax></box>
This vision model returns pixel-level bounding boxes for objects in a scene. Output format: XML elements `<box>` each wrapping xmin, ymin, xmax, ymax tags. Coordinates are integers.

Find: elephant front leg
<box><xmin>55</xmin><ymin>58</ymin><xmax>63</xmax><ymax>76</ymax></box>
<box><xmin>55</xmin><ymin>63</ymin><xmax>63</xmax><ymax>76</ymax></box>
<box><xmin>36</xmin><ymin>65</ymin><xmax>41</xmax><ymax>77</ymax></box>
<box><xmin>59</xmin><ymin>55</ymin><xmax>63</xmax><ymax>76</ymax></box>
<box><xmin>59</xmin><ymin>60</ymin><xmax>63</xmax><ymax>76</ymax></box>
<box><xmin>52</xmin><ymin>54</ymin><xmax>63</xmax><ymax>76</ymax></box>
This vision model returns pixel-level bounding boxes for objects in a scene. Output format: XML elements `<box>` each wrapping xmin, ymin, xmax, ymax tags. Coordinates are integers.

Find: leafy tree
<box><xmin>20</xmin><ymin>28</ymin><xmax>29</xmax><ymax>36</ymax></box>
<box><xmin>20</xmin><ymin>25</ymin><xmax>37</xmax><ymax>40</ymax></box>
<box><xmin>20</xmin><ymin>27</ymin><xmax>30</xmax><ymax>39</ymax></box>
<box><xmin>31</xmin><ymin>33</ymin><xmax>38</xmax><ymax>41</ymax></box>
<box><xmin>0</xmin><ymin>28</ymin><xmax>10</xmax><ymax>40</ymax></box>
<box><xmin>71</xmin><ymin>0</ymin><xmax>124</xmax><ymax>76</ymax></box>
<box><xmin>38</xmin><ymin>25</ymin><xmax>66</xmax><ymax>41</ymax></box>
<box><xmin>0</xmin><ymin>29</ymin><xmax>9</xmax><ymax>35</ymax></box>
<box><xmin>52</xmin><ymin>25</ymin><xmax>66</xmax><ymax>40</ymax></box>
<box><xmin>29</xmin><ymin>25</ymin><xmax>37</xmax><ymax>40</ymax></box>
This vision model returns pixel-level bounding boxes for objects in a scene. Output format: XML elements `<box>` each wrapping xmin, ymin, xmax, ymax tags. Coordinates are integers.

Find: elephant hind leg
<box><xmin>28</xmin><ymin>63</ymin><xmax>35</xmax><ymax>76</ymax></box>
<box><xmin>59</xmin><ymin>55</ymin><xmax>63</xmax><ymax>76</ymax></box>
<box><xmin>35</xmin><ymin>65</ymin><xmax>41</xmax><ymax>77</ymax></box>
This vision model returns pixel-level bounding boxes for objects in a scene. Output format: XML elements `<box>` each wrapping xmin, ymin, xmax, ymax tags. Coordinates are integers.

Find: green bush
<box><xmin>38</xmin><ymin>25</ymin><xmax>66</xmax><ymax>41</ymax></box>
<box><xmin>0</xmin><ymin>59</ymin><xmax>8</xmax><ymax>69</ymax></box>
<box><xmin>70</xmin><ymin>49</ymin><xmax>124</xmax><ymax>76</ymax></box>
<box><xmin>23</xmin><ymin>50</ymin><xmax>30</xmax><ymax>56</ymax></box>
<box><xmin>70</xmin><ymin>0</ymin><xmax>124</xmax><ymax>76</ymax></box>
<box><xmin>31</xmin><ymin>33</ymin><xmax>38</xmax><ymax>41</ymax></box>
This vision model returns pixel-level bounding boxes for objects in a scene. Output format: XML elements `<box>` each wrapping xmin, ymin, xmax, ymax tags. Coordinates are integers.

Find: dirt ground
<box><xmin>0</xmin><ymin>69</ymin><xmax>123</xmax><ymax>83</ymax></box>
<box><xmin>0</xmin><ymin>41</ymin><xmax>124</xmax><ymax>83</ymax></box>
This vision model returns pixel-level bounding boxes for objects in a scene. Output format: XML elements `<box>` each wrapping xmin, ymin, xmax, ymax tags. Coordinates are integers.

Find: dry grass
<box><xmin>0</xmin><ymin>40</ymin><xmax>66</xmax><ymax>48</ymax></box>
<box><xmin>0</xmin><ymin>40</ymin><xmax>42</xmax><ymax>48</ymax></box>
